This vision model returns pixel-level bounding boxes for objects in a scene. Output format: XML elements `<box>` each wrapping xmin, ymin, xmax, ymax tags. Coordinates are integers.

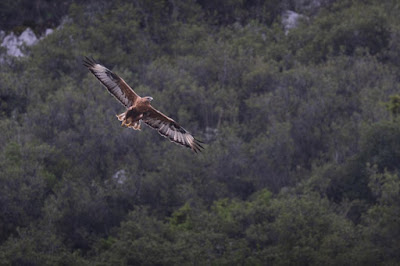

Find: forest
<box><xmin>0</xmin><ymin>0</ymin><xmax>400</xmax><ymax>265</ymax></box>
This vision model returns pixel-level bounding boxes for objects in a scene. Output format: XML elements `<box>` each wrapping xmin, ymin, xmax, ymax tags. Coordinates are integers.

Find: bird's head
<box><xmin>144</xmin><ymin>96</ymin><xmax>153</xmax><ymax>103</ymax></box>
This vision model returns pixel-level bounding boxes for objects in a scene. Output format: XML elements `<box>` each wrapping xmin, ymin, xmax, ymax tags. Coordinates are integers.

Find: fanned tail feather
<box><xmin>116</xmin><ymin>112</ymin><xmax>125</xmax><ymax>121</ymax></box>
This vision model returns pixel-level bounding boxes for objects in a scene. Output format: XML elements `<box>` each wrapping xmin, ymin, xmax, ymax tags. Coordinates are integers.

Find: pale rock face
<box><xmin>282</xmin><ymin>10</ymin><xmax>305</xmax><ymax>35</ymax></box>
<box><xmin>44</xmin><ymin>28</ymin><xmax>54</xmax><ymax>37</ymax></box>
<box><xmin>1</xmin><ymin>28</ymin><xmax>37</xmax><ymax>57</ymax></box>
<box><xmin>0</xmin><ymin>27</ymin><xmax>54</xmax><ymax>57</ymax></box>
<box><xmin>2</xmin><ymin>32</ymin><xmax>23</xmax><ymax>56</ymax></box>
<box><xmin>112</xmin><ymin>169</ymin><xmax>127</xmax><ymax>184</ymax></box>
<box><xmin>19</xmin><ymin>28</ymin><xmax>38</xmax><ymax>46</ymax></box>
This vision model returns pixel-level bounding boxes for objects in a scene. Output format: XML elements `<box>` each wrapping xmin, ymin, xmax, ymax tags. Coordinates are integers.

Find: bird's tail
<box><xmin>116</xmin><ymin>112</ymin><xmax>126</xmax><ymax>122</ymax></box>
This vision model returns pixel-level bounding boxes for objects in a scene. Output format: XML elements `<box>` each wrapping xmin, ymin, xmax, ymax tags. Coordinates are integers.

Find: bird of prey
<box><xmin>83</xmin><ymin>57</ymin><xmax>203</xmax><ymax>153</ymax></box>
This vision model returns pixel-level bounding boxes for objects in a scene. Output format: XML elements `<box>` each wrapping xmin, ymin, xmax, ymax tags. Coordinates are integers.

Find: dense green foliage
<box><xmin>1</xmin><ymin>0</ymin><xmax>400</xmax><ymax>264</ymax></box>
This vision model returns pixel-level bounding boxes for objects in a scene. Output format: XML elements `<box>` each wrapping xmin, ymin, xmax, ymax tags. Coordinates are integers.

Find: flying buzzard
<box><xmin>83</xmin><ymin>57</ymin><xmax>204</xmax><ymax>153</ymax></box>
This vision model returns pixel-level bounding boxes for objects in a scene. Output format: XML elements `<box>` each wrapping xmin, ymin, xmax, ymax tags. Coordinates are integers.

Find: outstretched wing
<box><xmin>83</xmin><ymin>57</ymin><xmax>139</xmax><ymax>107</ymax></box>
<box><xmin>142</xmin><ymin>107</ymin><xmax>204</xmax><ymax>153</ymax></box>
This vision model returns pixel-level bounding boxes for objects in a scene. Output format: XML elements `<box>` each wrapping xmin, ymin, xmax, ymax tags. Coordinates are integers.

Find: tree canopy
<box><xmin>1</xmin><ymin>0</ymin><xmax>400</xmax><ymax>264</ymax></box>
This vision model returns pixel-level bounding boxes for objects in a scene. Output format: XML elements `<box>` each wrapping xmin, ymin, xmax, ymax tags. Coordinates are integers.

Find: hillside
<box><xmin>0</xmin><ymin>0</ymin><xmax>400</xmax><ymax>264</ymax></box>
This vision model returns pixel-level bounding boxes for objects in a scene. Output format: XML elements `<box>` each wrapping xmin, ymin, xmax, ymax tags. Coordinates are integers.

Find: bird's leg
<box><xmin>116</xmin><ymin>109</ymin><xmax>143</xmax><ymax>130</ymax></box>
<box><xmin>117</xmin><ymin>111</ymin><xmax>133</xmax><ymax>127</ymax></box>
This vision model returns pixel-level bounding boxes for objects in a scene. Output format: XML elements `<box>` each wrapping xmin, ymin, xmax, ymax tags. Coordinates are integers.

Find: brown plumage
<box><xmin>83</xmin><ymin>57</ymin><xmax>204</xmax><ymax>153</ymax></box>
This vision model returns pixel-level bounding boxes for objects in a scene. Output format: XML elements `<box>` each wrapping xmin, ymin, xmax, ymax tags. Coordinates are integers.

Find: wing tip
<box><xmin>142</xmin><ymin>113</ymin><xmax>205</xmax><ymax>153</ymax></box>
<box><xmin>83</xmin><ymin>56</ymin><xmax>97</xmax><ymax>68</ymax></box>
<box><xmin>191</xmin><ymin>138</ymin><xmax>205</xmax><ymax>153</ymax></box>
